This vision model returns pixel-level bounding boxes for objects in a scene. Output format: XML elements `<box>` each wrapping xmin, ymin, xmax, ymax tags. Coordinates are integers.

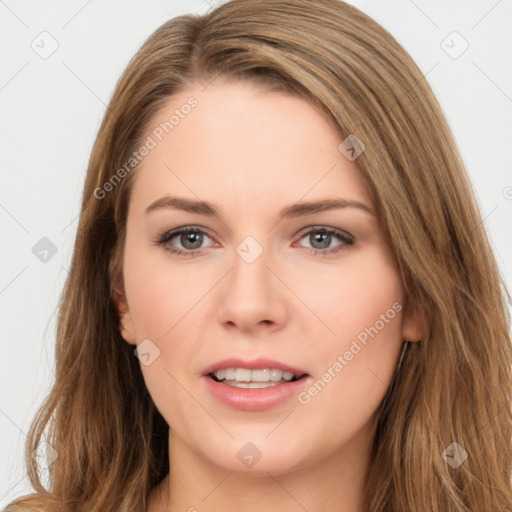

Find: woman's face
<box><xmin>115</xmin><ymin>79</ymin><xmax>422</xmax><ymax>475</ymax></box>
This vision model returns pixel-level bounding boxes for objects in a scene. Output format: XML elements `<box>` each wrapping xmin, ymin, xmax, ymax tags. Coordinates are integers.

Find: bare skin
<box><xmin>114</xmin><ymin>78</ymin><xmax>423</xmax><ymax>512</ymax></box>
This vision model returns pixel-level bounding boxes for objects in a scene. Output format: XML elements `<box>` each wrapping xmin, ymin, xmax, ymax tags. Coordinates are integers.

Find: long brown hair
<box><xmin>6</xmin><ymin>0</ymin><xmax>512</xmax><ymax>510</ymax></box>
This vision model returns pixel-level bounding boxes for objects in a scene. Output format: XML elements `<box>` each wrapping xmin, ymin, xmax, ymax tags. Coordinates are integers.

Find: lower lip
<box><xmin>202</xmin><ymin>375</ymin><xmax>311</xmax><ymax>411</ymax></box>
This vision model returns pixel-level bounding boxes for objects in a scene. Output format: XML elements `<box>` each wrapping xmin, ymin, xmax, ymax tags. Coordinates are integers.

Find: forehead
<box><xmin>128</xmin><ymin>79</ymin><xmax>371</xmax><ymax>217</ymax></box>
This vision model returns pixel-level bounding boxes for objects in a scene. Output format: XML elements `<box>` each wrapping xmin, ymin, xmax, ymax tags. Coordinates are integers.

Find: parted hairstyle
<box><xmin>6</xmin><ymin>0</ymin><xmax>512</xmax><ymax>510</ymax></box>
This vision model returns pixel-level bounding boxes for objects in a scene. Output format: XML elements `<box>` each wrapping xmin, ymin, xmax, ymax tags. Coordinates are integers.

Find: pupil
<box><xmin>312</xmin><ymin>232</ymin><xmax>330</xmax><ymax>249</ymax></box>
<box><xmin>182</xmin><ymin>232</ymin><xmax>202</xmax><ymax>249</ymax></box>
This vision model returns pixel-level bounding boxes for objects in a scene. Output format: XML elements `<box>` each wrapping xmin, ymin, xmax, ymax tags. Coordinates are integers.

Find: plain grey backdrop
<box><xmin>1</xmin><ymin>0</ymin><xmax>511</xmax><ymax>506</ymax></box>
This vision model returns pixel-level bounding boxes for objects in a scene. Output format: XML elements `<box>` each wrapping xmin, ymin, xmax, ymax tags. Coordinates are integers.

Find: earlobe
<box><xmin>112</xmin><ymin>286</ymin><xmax>137</xmax><ymax>345</ymax></box>
<box><xmin>119</xmin><ymin>321</ymin><xmax>136</xmax><ymax>345</ymax></box>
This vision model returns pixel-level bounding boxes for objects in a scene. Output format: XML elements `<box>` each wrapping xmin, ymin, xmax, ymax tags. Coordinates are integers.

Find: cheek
<box><xmin>295</xmin><ymin>247</ymin><xmax>404</xmax><ymax>413</ymax></box>
<box><xmin>299</xmin><ymin>246</ymin><xmax>403</xmax><ymax>344</ymax></box>
<box><xmin>122</xmin><ymin>242</ymin><xmax>208</xmax><ymax>340</ymax></box>
<box><xmin>122</xmin><ymin>245</ymin><xmax>205</xmax><ymax>424</ymax></box>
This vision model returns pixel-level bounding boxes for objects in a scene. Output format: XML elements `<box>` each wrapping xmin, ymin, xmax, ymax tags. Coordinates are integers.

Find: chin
<box><xmin>196</xmin><ymin>433</ymin><xmax>314</xmax><ymax>476</ymax></box>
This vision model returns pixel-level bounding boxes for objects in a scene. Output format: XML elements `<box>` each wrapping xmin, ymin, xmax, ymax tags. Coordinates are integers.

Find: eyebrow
<box><xmin>145</xmin><ymin>195</ymin><xmax>375</xmax><ymax>218</ymax></box>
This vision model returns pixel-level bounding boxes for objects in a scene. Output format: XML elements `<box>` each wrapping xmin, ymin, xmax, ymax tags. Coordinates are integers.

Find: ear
<box><xmin>401</xmin><ymin>299</ymin><xmax>425</xmax><ymax>343</ymax></box>
<box><xmin>113</xmin><ymin>285</ymin><xmax>137</xmax><ymax>346</ymax></box>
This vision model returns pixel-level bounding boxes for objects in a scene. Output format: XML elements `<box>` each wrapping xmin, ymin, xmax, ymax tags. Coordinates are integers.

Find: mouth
<box><xmin>208</xmin><ymin>368</ymin><xmax>309</xmax><ymax>388</ymax></box>
<box><xmin>202</xmin><ymin>359</ymin><xmax>311</xmax><ymax>411</ymax></box>
<box><xmin>202</xmin><ymin>364</ymin><xmax>313</xmax><ymax>412</ymax></box>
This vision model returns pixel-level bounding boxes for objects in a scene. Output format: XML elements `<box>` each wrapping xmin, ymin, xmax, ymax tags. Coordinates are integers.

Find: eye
<box><xmin>294</xmin><ymin>226</ymin><xmax>354</xmax><ymax>256</ymax></box>
<box><xmin>154</xmin><ymin>226</ymin><xmax>214</xmax><ymax>257</ymax></box>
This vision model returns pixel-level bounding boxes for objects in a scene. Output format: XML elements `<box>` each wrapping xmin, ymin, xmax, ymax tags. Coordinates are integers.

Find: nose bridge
<box><xmin>216</xmin><ymin>232</ymin><xmax>287</xmax><ymax>329</ymax></box>
<box><xmin>230</xmin><ymin>233</ymin><xmax>271</xmax><ymax>298</ymax></box>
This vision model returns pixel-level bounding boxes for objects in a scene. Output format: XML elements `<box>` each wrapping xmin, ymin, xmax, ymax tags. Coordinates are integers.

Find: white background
<box><xmin>1</xmin><ymin>0</ymin><xmax>511</xmax><ymax>506</ymax></box>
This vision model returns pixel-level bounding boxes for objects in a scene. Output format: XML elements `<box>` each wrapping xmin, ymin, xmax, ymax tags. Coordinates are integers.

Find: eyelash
<box><xmin>154</xmin><ymin>225</ymin><xmax>354</xmax><ymax>258</ymax></box>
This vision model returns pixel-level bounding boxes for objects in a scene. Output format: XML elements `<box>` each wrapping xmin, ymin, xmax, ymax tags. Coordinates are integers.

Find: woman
<box><xmin>6</xmin><ymin>0</ymin><xmax>512</xmax><ymax>510</ymax></box>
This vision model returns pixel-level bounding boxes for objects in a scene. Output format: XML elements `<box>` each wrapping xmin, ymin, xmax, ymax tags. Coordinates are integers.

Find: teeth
<box><xmin>212</xmin><ymin>368</ymin><xmax>298</xmax><ymax>383</ymax></box>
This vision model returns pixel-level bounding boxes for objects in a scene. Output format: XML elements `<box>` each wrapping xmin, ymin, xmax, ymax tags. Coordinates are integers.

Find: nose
<box><xmin>216</xmin><ymin>240</ymin><xmax>289</xmax><ymax>333</ymax></box>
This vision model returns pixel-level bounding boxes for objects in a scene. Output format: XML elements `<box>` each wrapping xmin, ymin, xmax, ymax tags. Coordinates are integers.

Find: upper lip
<box><xmin>202</xmin><ymin>357</ymin><xmax>309</xmax><ymax>377</ymax></box>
